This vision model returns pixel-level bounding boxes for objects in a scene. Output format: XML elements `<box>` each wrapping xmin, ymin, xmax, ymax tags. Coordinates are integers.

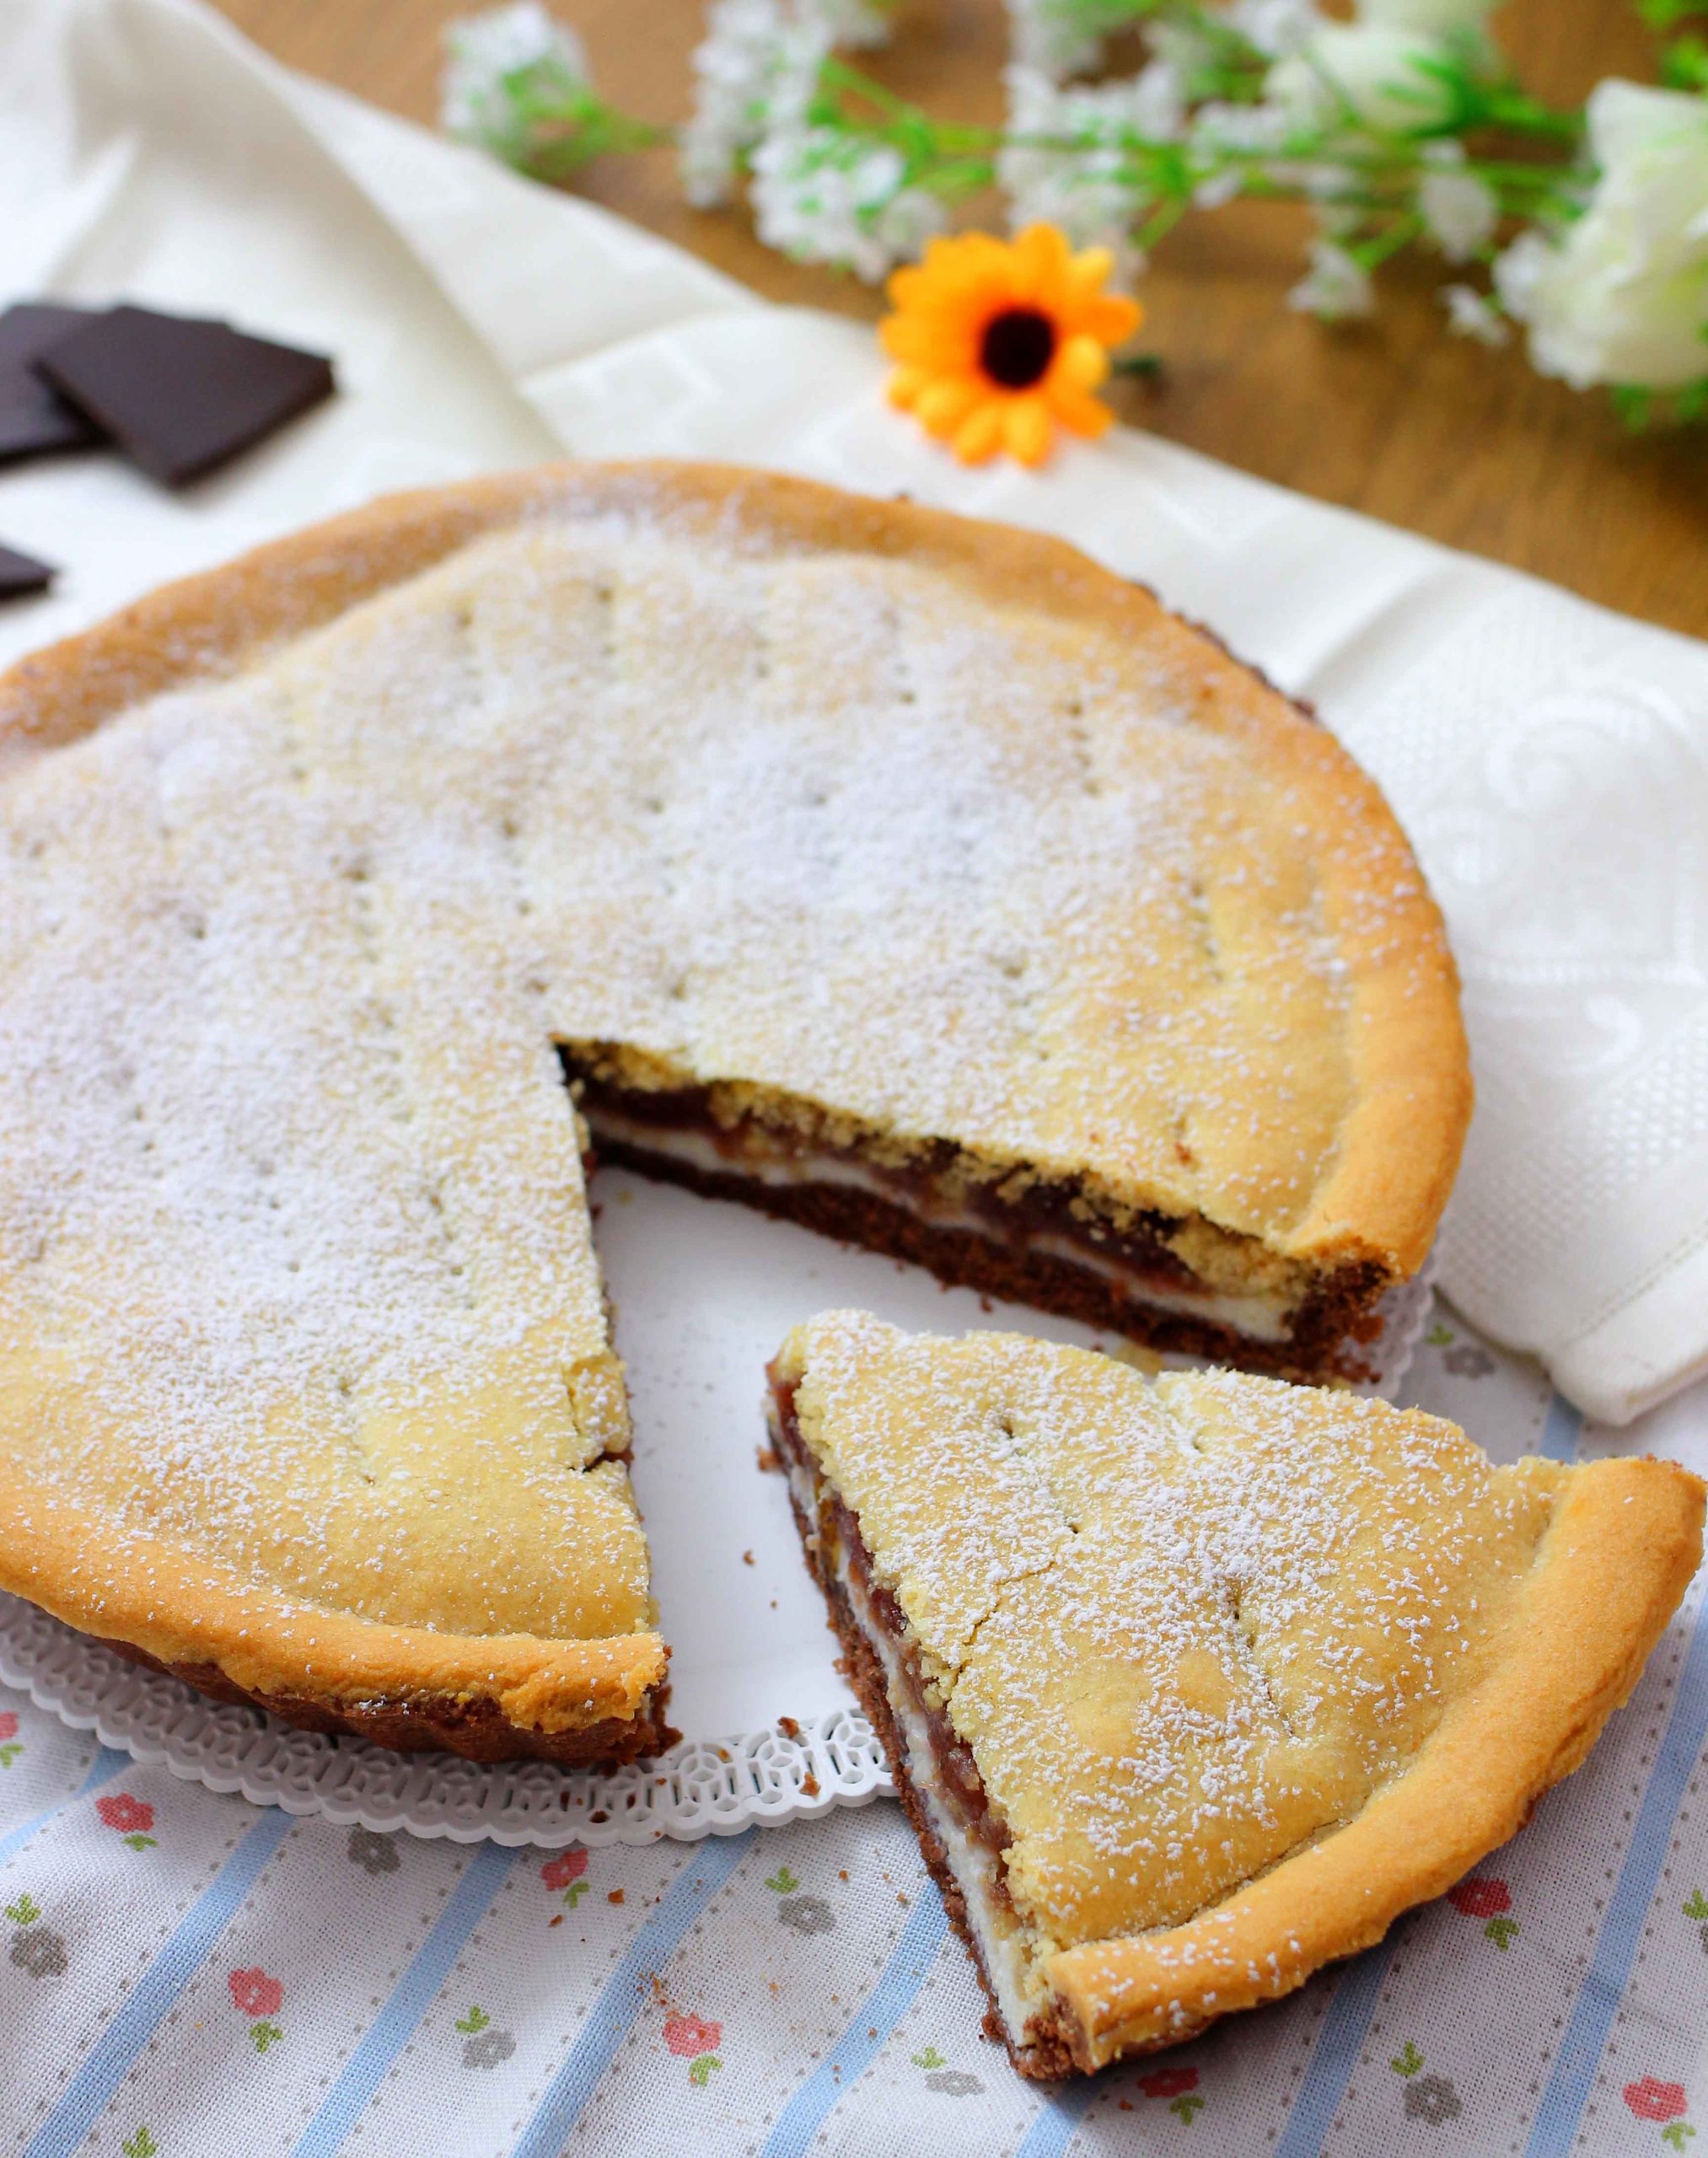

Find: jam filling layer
<box><xmin>770</xmin><ymin>1372</ymin><xmax>1050</xmax><ymax>2052</ymax></box>
<box><xmin>770</xmin><ymin>1375</ymin><xmax>1013</xmax><ymax>1871</ymax></box>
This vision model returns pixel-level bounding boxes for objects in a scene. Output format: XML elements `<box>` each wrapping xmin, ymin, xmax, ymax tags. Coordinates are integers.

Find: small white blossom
<box><xmin>1190</xmin><ymin>99</ymin><xmax>1292</xmax><ymax>154</ymax></box>
<box><xmin>749</xmin><ymin>127</ymin><xmax>948</xmax><ymax>279</ymax></box>
<box><xmin>1228</xmin><ymin>0</ymin><xmax>1323</xmax><ymax>58</ymax></box>
<box><xmin>1288</xmin><ymin>237</ymin><xmax>1375</xmax><ymax>319</ymax></box>
<box><xmin>1000</xmin><ymin>62</ymin><xmax>1184</xmax><ymax>276</ymax></box>
<box><xmin>681</xmin><ymin>0</ymin><xmax>830</xmax><ymax>208</ymax></box>
<box><xmin>1005</xmin><ymin>0</ymin><xmax>1124</xmax><ymax>82</ymax></box>
<box><xmin>442</xmin><ymin>3</ymin><xmax>591</xmax><ymax>150</ymax></box>
<box><xmin>1419</xmin><ymin>166</ymin><xmax>1499</xmax><ymax>258</ymax></box>
<box><xmin>1270</xmin><ymin>25</ymin><xmax>1462</xmax><ymax>136</ymax></box>
<box><xmin>1442</xmin><ymin>282</ymin><xmax>1510</xmax><ymax>344</ymax></box>
<box><xmin>1493</xmin><ymin>80</ymin><xmax>1708</xmax><ymax>389</ymax></box>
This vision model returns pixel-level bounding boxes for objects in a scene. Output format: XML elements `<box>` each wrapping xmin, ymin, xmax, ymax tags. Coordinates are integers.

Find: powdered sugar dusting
<box><xmin>0</xmin><ymin>480</ymin><xmax>1433</xmax><ymax>1649</ymax></box>
<box><xmin>785</xmin><ymin>1311</ymin><xmax>1562</xmax><ymax>1957</ymax></box>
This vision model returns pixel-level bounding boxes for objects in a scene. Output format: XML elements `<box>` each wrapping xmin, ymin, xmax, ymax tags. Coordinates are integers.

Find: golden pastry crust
<box><xmin>0</xmin><ymin>462</ymin><xmax>1469</xmax><ymax>1753</ymax></box>
<box><xmin>0</xmin><ymin>1480</ymin><xmax>667</xmax><ymax>1747</ymax></box>
<box><xmin>1046</xmin><ymin>1454</ymin><xmax>1702</xmax><ymax>2064</ymax></box>
<box><xmin>775</xmin><ymin>1312</ymin><xmax>1704</xmax><ymax>2074</ymax></box>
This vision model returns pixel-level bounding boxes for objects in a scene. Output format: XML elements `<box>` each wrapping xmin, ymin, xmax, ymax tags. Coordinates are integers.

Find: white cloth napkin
<box><xmin>3</xmin><ymin>0</ymin><xmax>1707</xmax><ymax>1425</ymax></box>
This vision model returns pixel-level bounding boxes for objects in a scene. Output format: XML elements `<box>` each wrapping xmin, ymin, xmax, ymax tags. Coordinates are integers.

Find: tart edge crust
<box><xmin>1045</xmin><ymin>1452</ymin><xmax>1704</xmax><ymax>2068</ymax></box>
<box><xmin>0</xmin><ymin>1482</ymin><xmax>670</xmax><ymax>1760</ymax></box>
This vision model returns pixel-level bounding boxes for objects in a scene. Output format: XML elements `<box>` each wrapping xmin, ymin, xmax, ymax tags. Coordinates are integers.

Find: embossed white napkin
<box><xmin>3</xmin><ymin>0</ymin><xmax>1706</xmax><ymax>1425</ymax></box>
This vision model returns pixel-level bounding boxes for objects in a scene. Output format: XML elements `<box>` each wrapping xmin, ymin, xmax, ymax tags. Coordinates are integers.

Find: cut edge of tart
<box><xmin>768</xmin><ymin>1311</ymin><xmax>1705</xmax><ymax>2076</ymax></box>
<box><xmin>0</xmin><ymin>459</ymin><xmax>1469</xmax><ymax>1759</ymax></box>
<box><xmin>561</xmin><ymin>1044</ymin><xmax>1398</xmax><ymax>1382</ymax></box>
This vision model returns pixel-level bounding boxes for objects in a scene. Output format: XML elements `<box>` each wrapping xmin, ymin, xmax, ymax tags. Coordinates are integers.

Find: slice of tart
<box><xmin>769</xmin><ymin>1311</ymin><xmax>1704</xmax><ymax>2075</ymax></box>
<box><xmin>0</xmin><ymin>460</ymin><xmax>1467</xmax><ymax>1759</ymax></box>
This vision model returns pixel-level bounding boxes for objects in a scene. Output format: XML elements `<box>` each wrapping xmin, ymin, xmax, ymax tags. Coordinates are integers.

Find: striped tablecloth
<box><xmin>4</xmin><ymin>4</ymin><xmax>1708</xmax><ymax>2150</ymax></box>
<box><xmin>5</xmin><ymin>1308</ymin><xmax>1707</xmax><ymax>2157</ymax></box>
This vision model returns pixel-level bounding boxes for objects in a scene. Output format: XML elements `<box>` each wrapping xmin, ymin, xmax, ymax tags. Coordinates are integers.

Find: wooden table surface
<box><xmin>212</xmin><ymin>0</ymin><xmax>1705</xmax><ymax>639</ymax></box>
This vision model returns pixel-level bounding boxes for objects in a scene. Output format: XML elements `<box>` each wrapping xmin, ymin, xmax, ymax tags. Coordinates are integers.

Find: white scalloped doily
<box><xmin>0</xmin><ymin>1594</ymin><xmax>891</xmax><ymax>1846</ymax></box>
<box><xmin>0</xmin><ymin>1198</ymin><xmax>1432</xmax><ymax>1846</ymax></box>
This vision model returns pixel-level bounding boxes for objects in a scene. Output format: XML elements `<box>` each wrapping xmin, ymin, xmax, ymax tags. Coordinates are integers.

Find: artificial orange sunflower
<box><xmin>879</xmin><ymin>224</ymin><xmax>1142</xmax><ymax>467</ymax></box>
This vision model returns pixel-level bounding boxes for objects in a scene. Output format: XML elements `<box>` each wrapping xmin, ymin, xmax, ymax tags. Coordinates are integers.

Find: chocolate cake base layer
<box><xmin>602</xmin><ymin>1135</ymin><xmax>1383</xmax><ymax>1385</ymax></box>
<box><xmin>99</xmin><ymin>1637</ymin><xmax>677</xmax><ymax>1769</ymax></box>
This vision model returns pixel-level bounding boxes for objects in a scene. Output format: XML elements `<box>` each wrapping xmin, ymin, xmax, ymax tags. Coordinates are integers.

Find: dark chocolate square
<box><xmin>35</xmin><ymin>305</ymin><xmax>336</xmax><ymax>488</ymax></box>
<box><xmin>0</xmin><ymin>542</ymin><xmax>56</xmax><ymax>601</ymax></box>
<box><xmin>0</xmin><ymin>303</ymin><xmax>106</xmax><ymax>464</ymax></box>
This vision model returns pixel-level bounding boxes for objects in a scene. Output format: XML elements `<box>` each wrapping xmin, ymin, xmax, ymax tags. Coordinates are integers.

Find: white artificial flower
<box><xmin>442</xmin><ymin>2</ymin><xmax>591</xmax><ymax>149</ymax></box>
<box><xmin>1287</xmin><ymin>236</ymin><xmax>1375</xmax><ymax>318</ymax></box>
<box><xmin>1270</xmin><ymin>25</ymin><xmax>1461</xmax><ymax>136</ymax></box>
<box><xmin>1190</xmin><ymin>99</ymin><xmax>1291</xmax><ymax>154</ymax></box>
<box><xmin>999</xmin><ymin>62</ymin><xmax>1183</xmax><ymax>276</ymax></box>
<box><xmin>1228</xmin><ymin>0</ymin><xmax>1323</xmax><ymax>58</ymax></box>
<box><xmin>749</xmin><ymin>127</ymin><xmax>947</xmax><ymax>279</ymax></box>
<box><xmin>1005</xmin><ymin>0</ymin><xmax>1120</xmax><ymax>83</ymax></box>
<box><xmin>1419</xmin><ymin>165</ymin><xmax>1499</xmax><ymax>258</ymax></box>
<box><xmin>1493</xmin><ymin>79</ymin><xmax>1708</xmax><ymax>389</ymax></box>
<box><xmin>1354</xmin><ymin>0</ymin><xmax>1497</xmax><ymax>32</ymax></box>
<box><xmin>1442</xmin><ymin>282</ymin><xmax>1510</xmax><ymax>343</ymax></box>
<box><xmin>680</xmin><ymin>0</ymin><xmax>830</xmax><ymax>208</ymax></box>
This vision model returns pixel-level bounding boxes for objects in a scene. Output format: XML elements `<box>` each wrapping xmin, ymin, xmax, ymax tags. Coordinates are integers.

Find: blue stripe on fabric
<box><xmin>1524</xmin><ymin>1588</ymin><xmax>1708</xmax><ymax>2158</ymax></box>
<box><xmin>293</xmin><ymin>1838</ymin><xmax>520</xmax><ymax>2158</ymax></box>
<box><xmin>508</xmin><ymin>1828</ymin><xmax>756</xmax><ymax>2158</ymax></box>
<box><xmin>760</xmin><ymin>1888</ymin><xmax>948</xmax><ymax>2158</ymax></box>
<box><xmin>1014</xmin><ymin>2082</ymin><xmax>1097</xmax><ymax>2158</ymax></box>
<box><xmin>21</xmin><ymin>1803</ymin><xmax>294</xmax><ymax>2158</ymax></box>
<box><xmin>0</xmin><ymin>1745</ymin><xmax>129</xmax><ymax>1869</ymax></box>
<box><xmin>1539</xmin><ymin>1393</ymin><xmax>1582</xmax><ymax>1463</ymax></box>
<box><xmin>1271</xmin><ymin>1939</ymin><xmax>1399</xmax><ymax>2158</ymax></box>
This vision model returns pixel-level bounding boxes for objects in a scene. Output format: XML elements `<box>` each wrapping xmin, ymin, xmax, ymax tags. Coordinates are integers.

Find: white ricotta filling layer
<box><xmin>781</xmin><ymin>1441</ymin><xmax>1045</xmax><ymax>2051</ymax></box>
<box><xmin>588</xmin><ymin>1109</ymin><xmax>1295</xmax><ymax>1343</ymax></box>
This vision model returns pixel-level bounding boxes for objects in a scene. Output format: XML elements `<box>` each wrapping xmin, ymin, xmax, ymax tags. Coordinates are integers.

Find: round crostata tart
<box><xmin>0</xmin><ymin>461</ymin><xmax>1470</xmax><ymax>1763</ymax></box>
